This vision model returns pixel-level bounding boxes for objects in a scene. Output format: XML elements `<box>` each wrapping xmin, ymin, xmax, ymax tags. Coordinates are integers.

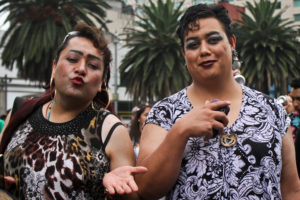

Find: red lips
<box><xmin>71</xmin><ymin>76</ymin><xmax>84</xmax><ymax>85</ymax></box>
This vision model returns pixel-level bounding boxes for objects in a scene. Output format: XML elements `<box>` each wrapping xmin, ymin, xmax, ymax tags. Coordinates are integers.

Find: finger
<box><xmin>128</xmin><ymin>179</ymin><xmax>139</xmax><ymax>192</ymax></box>
<box><xmin>4</xmin><ymin>176</ymin><xmax>15</xmax><ymax>191</ymax></box>
<box><xmin>122</xmin><ymin>183</ymin><xmax>133</xmax><ymax>194</ymax></box>
<box><xmin>106</xmin><ymin>185</ymin><xmax>116</xmax><ymax>195</ymax></box>
<box><xmin>115</xmin><ymin>185</ymin><xmax>125</xmax><ymax>195</ymax></box>
<box><xmin>214</xmin><ymin>112</ymin><xmax>229</xmax><ymax>126</ymax></box>
<box><xmin>207</xmin><ymin>100</ymin><xmax>231</xmax><ymax>111</ymax></box>
<box><xmin>130</xmin><ymin>166</ymin><xmax>148</xmax><ymax>175</ymax></box>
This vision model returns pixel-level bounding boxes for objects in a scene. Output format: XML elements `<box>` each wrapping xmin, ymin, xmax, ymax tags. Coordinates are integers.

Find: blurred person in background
<box><xmin>129</xmin><ymin>103</ymin><xmax>151</xmax><ymax>159</ymax></box>
<box><xmin>289</xmin><ymin>77</ymin><xmax>300</xmax><ymax>141</ymax></box>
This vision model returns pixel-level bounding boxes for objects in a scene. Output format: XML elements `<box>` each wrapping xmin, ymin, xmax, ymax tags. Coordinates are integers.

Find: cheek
<box><xmin>90</xmin><ymin>69</ymin><xmax>103</xmax><ymax>83</ymax></box>
<box><xmin>54</xmin><ymin>64</ymin><xmax>69</xmax><ymax>82</ymax></box>
<box><xmin>185</xmin><ymin>51</ymin><xmax>198</xmax><ymax>63</ymax></box>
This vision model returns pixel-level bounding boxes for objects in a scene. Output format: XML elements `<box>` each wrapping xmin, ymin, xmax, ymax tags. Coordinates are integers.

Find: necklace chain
<box><xmin>46</xmin><ymin>99</ymin><xmax>55</xmax><ymax>120</ymax></box>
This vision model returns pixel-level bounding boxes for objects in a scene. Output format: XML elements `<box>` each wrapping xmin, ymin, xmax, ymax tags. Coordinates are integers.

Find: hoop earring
<box><xmin>102</xmin><ymin>89</ymin><xmax>111</xmax><ymax>110</ymax></box>
<box><xmin>92</xmin><ymin>89</ymin><xmax>111</xmax><ymax>112</ymax></box>
<box><xmin>92</xmin><ymin>101</ymin><xmax>103</xmax><ymax>112</ymax></box>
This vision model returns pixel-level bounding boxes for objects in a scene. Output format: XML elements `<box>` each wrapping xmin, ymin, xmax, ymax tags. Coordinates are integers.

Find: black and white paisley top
<box><xmin>145</xmin><ymin>85</ymin><xmax>290</xmax><ymax>200</ymax></box>
<box><xmin>4</xmin><ymin>105</ymin><xmax>121</xmax><ymax>200</ymax></box>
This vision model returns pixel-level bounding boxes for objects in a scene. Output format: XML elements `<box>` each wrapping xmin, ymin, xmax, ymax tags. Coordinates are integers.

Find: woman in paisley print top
<box><xmin>135</xmin><ymin>4</ymin><xmax>300</xmax><ymax>200</ymax></box>
<box><xmin>0</xmin><ymin>22</ymin><xmax>147</xmax><ymax>199</ymax></box>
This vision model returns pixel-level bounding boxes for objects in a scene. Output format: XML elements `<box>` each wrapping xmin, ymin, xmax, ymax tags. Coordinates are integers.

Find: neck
<box><xmin>188</xmin><ymin>77</ymin><xmax>241</xmax><ymax>107</ymax></box>
<box><xmin>46</xmin><ymin>95</ymin><xmax>92</xmax><ymax>123</ymax></box>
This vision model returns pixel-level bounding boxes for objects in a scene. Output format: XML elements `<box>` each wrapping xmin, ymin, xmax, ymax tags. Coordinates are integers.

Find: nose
<box><xmin>200</xmin><ymin>41</ymin><xmax>210</xmax><ymax>57</ymax></box>
<box><xmin>75</xmin><ymin>60</ymin><xmax>87</xmax><ymax>75</ymax></box>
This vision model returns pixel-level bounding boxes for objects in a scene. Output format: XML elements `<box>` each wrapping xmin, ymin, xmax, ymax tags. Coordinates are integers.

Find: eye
<box><xmin>88</xmin><ymin>63</ymin><xmax>100</xmax><ymax>70</ymax></box>
<box><xmin>207</xmin><ymin>35</ymin><xmax>223</xmax><ymax>44</ymax></box>
<box><xmin>185</xmin><ymin>40</ymin><xmax>200</xmax><ymax>50</ymax></box>
<box><xmin>87</xmin><ymin>60</ymin><xmax>101</xmax><ymax>70</ymax></box>
<box><xmin>67</xmin><ymin>57</ymin><xmax>78</xmax><ymax>63</ymax></box>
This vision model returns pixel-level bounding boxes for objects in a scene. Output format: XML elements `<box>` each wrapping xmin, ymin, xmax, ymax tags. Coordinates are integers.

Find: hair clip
<box><xmin>62</xmin><ymin>31</ymin><xmax>80</xmax><ymax>44</ymax></box>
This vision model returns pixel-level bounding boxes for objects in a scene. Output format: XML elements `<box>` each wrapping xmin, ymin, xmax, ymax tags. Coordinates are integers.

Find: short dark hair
<box><xmin>176</xmin><ymin>4</ymin><xmax>234</xmax><ymax>48</ymax></box>
<box><xmin>291</xmin><ymin>78</ymin><xmax>300</xmax><ymax>89</ymax></box>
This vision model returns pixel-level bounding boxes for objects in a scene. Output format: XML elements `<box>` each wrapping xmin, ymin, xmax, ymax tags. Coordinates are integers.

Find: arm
<box><xmin>136</xmin><ymin>101</ymin><xmax>230</xmax><ymax>199</ymax></box>
<box><xmin>103</xmin><ymin>115</ymin><xmax>147</xmax><ymax>200</ymax></box>
<box><xmin>0</xmin><ymin>111</ymin><xmax>11</xmax><ymax>139</ymax></box>
<box><xmin>281</xmin><ymin>127</ymin><xmax>300</xmax><ymax>199</ymax></box>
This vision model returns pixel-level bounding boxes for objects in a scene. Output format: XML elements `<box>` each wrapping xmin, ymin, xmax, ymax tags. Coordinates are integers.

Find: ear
<box><xmin>181</xmin><ymin>48</ymin><xmax>185</xmax><ymax>57</ymax></box>
<box><xmin>51</xmin><ymin>60</ymin><xmax>57</xmax><ymax>80</ymax></box>
<box><xmin>230</xmin><ymin>34</ymin><xmax>236</xmax><ymax>50</ymax></box>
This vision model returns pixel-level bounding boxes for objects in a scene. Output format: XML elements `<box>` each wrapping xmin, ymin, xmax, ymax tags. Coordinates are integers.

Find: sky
<box><xmin>0</xmin><ymin>11</ymin><xmax>9</xmax><ymax>30</ymax></box>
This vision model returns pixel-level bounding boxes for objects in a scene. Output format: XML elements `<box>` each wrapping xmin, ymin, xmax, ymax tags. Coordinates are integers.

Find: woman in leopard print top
<box><xmin>0</xmin><ymin>22</ymin><xmax>147</xmax><ymax>200</ymax></box>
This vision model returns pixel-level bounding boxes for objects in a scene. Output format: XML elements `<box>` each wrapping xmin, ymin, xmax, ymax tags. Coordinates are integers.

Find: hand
<box><xmin>4</xmin><ymin>176</ymin><xmax>15</xmax><ymax>191</ymax></box>
<box><xmin>177</xmin><ymin>100</ymin><xmax>230</xmax><ymax>140</ymax></box>
<box><xmin>103</xmin><ymin>166</ymin><xmax>148</xmax><ymax>195</ymax></box>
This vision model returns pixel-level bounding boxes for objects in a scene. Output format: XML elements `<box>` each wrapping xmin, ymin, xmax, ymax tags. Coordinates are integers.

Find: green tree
<box><xmin>0</xmin><ymin>0</ymin><xmax>110</xmax><ymax>83</ymax></box>
<box><xmin>119</xmin><ymin>0</ymin><xmax>190</xmax><ymax>104</ymax></box>
<box><xmin>235</xmin><ymin>0</ymin><xmax>300</xmax><ymax>95</ymax></box>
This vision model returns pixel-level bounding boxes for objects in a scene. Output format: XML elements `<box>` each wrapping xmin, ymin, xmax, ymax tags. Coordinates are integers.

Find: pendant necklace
<box><xmin>220</xmin><ymin>129</ymin><xmax>237</xmax><ymax>147</ymax></box>
<box><xmin>46</xmin><ymin>99</ymin><xmax>55</xmax><ymax>120</ymax></box>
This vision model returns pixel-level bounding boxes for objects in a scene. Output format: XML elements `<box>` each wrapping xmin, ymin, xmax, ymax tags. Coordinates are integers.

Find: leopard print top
<box><xmin>3</xmin><ymin>105</ymin><xmax>120</xmax><ymax>200</ymax></box>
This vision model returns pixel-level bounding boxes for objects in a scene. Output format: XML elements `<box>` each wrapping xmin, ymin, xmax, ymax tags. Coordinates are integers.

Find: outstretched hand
<box><xmin>103</xmin><ymin>166</ymin><xmax>148</xmax><ymax>195</ymax></box>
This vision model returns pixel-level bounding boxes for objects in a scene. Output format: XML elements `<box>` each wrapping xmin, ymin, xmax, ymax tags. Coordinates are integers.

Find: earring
<box><xmin>101</xmin><ymin>89</ymin><xmax>111</xmax><ymax>109</ymax></box>
<box><xmin>232</xmin><ymin>49</ymin><xmax>241</xmax><ymax>70</ymax></box>
<box><xmin>232</xmin><ymin>50</ymin><xmax>246</xmax><ymax>85</ymax></box>
<box><xmin>92</xmin><ymin>89</ymin><xmax>111</xmax><ymax>112</ymax></box>
<box><xmin>92</xmin><ymin>101</ymin><xmax>104</xmax><ymax>112</ymax></box>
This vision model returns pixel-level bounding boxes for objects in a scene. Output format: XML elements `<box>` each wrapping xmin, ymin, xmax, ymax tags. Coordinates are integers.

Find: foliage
<box><xmin>0</xmin><ymin>0</ymin><xmax>110</xmax><ymax>83</ymax></box>
<box><xmin>119</xmin><ymin>0</ymin><xmax>190</xmax><ymax>103</ymax></box>
<box><xmin>235</xmin><ymin>0</ymin><xmax>300</xmax><ymax>95</ymax></box>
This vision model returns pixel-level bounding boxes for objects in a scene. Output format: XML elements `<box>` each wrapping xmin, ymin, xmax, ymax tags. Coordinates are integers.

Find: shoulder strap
<box><xmin>102</xmin><ymin>122</ymin><xmax>123</xmax><ymax>151</ymax></box>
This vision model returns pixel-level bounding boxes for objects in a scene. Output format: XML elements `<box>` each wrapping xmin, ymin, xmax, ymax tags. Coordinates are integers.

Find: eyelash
<box><xmin>67</xmin><ymin>58</ymin><xmax>100</xmax><ymax>70</ymax></box>
<box><xmin>185</xmin><ymin>36</ymin><xmax>223</xmax><ymax>50</ymax></box>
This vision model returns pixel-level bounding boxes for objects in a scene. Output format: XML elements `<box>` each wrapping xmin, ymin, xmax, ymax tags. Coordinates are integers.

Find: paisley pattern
<box><xmin>4</xmin><ymin>106</ymin><xmax>114</xmax><ymax>200</ymax></box>
<box><xmin>145</xmin><ymin>85</ymin><xmax>290</xmax><ymax>200</ymax></box>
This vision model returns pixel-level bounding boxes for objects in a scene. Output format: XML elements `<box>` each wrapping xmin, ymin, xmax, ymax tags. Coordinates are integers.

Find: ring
<box><xmin>105</xmin><ymin>188</ymin><xmax>109</xmax><ymax>193</ymax></box>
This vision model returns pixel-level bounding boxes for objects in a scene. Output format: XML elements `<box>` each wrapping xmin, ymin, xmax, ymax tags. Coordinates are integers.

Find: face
<box><xmin>52</xmin><ymin>37</ymin><xmax>104</xmax><ymax>103</ymax></box>
<box><xmin>138</xmin><ymin>107</ymin><xmax>151</xmax><ymax>131</ymax></box>
<box><xmin>182</xmin><ymin>17</ymin><xmax>235</xmax><ymax>83</ymax></box>
<box><xmin>290</xmin><ymin>88</ymin><xmax>300</xmax><ymax>112</ymax></box>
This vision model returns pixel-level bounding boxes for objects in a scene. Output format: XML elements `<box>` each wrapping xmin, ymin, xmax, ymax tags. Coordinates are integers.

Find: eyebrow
<box><xmin>186</xmin><ymin>31</ymin><xmax>220</xmax><ymax>42</ymax></box>
<box><xmin>69</xmin><ymin>49</ymin><xmax>101</xmax><ymax>61</ymax></box>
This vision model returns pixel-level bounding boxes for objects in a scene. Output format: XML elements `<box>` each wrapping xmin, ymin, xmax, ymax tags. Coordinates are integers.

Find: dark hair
<box><xmin>129</xmin><ymin>104</ymin><xmax>151</xmax><ymax>146</ymax></box>
<box><xmin>176</xmin><ymin>4</ymin><xmax>234</xmax><ymax>48</ymax></box>
<box><xmin>53</xmin><ymin>22</ymin><xmax>112</xmax><ymax>108</ymax></box>
<box><xmin>0</xmin><ymin>23</ymin><xmax>112</xmax><ymax>153</ymax></box>
<box><xmin>291</xmin><ymin>78</ymin><xmax>300</xmax><ymax>89</ymax></box>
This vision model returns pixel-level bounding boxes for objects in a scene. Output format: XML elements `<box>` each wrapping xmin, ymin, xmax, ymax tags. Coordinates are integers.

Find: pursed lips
<box><xmin>71</xmin><ymin>76</ymin><xmax>84</xmax><ymax>85</ymax></box>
